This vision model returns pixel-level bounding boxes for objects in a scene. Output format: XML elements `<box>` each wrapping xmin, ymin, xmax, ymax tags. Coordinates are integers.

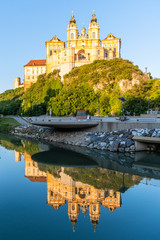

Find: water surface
<box><xmin>0</xmin><ymin>134</ymin><xmax>160</xmax><ymax>240</ymax></box>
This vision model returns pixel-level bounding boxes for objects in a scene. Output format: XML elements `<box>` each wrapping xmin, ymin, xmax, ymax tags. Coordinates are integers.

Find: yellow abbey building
<box><xmin>15</xmin><ymin>11</ymin><xmax>121</xmax><ymax>91</ymax></box>
<box><xmin>46</xmin><ymin>10</ymin><xmax>121</xmax><ymax>80</ymax></box>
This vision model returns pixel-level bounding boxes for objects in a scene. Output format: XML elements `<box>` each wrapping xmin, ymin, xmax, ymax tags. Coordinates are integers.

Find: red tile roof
<box><xmin>26</xmin><ymin>176</ymin><xmax>47</xmax><ymax>182</ymax></box>
<box><xmin>46</xmin><ymin>35</ymin><xmax>64</xmax><ymax>43</ymax></box>
<box><xmin>24</xmin><ymin>59</ymin><xmax>46</xmax><ymax>67</ymax></box>
<box><xmin>103</xmin><ymin>34</ymin><xmax>119</xmax><ymax>41</ymax></box>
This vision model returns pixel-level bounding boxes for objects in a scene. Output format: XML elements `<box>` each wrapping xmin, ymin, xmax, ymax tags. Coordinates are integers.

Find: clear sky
<box><xmin>0</xmin><ymin>0</ymin><xmax>160</xmax><ymax>93</ymax></box>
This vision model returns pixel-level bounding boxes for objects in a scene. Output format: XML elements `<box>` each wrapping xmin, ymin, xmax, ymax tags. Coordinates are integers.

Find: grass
<box><xmin>0</xmin><ymin>117</ymin><xmax>21</xmax><ymax>133</ymax></box>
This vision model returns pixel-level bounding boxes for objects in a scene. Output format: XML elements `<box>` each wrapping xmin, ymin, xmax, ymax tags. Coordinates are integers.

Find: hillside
<box><xmin>0</xmin><ymin>59</ymin><xmax>160</xmax><ymax>116</ymax></box>
<box><xmin>64</xmin><ymin>58</ymin><xmax>147</xmax><ymax>92</ymax></box>
<box><xmin>49</xmin><ymin>59</ymin><xmax>152</xmax><ymax>116</ymax></box>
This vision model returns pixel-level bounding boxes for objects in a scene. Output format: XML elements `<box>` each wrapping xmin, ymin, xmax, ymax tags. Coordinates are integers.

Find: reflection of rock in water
<box><xmin>42</xmin><ymin>142</ymin><xmax>160</xmax><ymax>180</ymax></box>
<box><xmin>32</xmin><ymin>149</ymin><xmax>99</xmax><ymax>168</ymax></box>
<box><xmin>1</xmin><ymin>133</ymin><xmax>160</xmax><ymax>180</ymax></box>
<box><xmin>32</xmin><ymin>144</ymin><xmax>160</xmax><ymax>180</ymax></box>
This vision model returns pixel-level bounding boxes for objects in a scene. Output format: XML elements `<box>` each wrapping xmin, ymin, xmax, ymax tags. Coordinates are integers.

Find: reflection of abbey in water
<box><xmin>47</xmin><ymin>169</ymin><xmax>121</xmax><ymax>231</ymax></box>
<box><xmin>15</xmin><ymin>150</ymin><xmax>121</xmax><ymax>231</ymax></box>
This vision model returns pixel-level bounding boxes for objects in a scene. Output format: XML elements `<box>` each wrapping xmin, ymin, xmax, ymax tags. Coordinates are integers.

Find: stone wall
<box><xmin>11</xmin><ymin>126</ymin><xmax>160</xmax><ymax>153</ymax></box>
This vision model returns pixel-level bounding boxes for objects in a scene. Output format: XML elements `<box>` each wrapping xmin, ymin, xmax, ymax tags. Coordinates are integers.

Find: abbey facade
<box><xmin>46</xmin><ymin>11</ymin><xmax>121</xmax><ymax>79</ymax></box>
<box><xmin>15</xmin><ymin>11</ymin><xmax>121</xmax><ymax>91</ymax></box>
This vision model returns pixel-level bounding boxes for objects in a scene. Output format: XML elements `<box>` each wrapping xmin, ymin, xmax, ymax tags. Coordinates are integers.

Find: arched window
<box><xmin>72</xmin><ymin>205</ymin><xmax>75</xmax><ymax>210</ymax></box>
<box><xmin>93</xmin><ymin>205</ymin><xmax>96</xmax><ymax>211</ymax></box>
<box><xmin>92</xmin><ymin>32</ymin><xmax>96</xmax><ymax>39</ymax></box>
<box><xmin>71</xmin><ymin>33</ymin><xmax>74</xmax><ymax>39</ymax></box>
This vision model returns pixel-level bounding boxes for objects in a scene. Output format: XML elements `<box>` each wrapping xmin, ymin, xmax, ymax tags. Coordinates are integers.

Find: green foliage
<box><xmin>64</xmin><ymin>168</ymin><xmax>142</xmax><ymax>191</ymax></box>
<box><xmin>124</xmin><ymin>79</ymin><xmax>160</xmax><ymax>115</ymax></box>
<box><xmin>0</xmin><ymin>133</ymin><xmax>40</xmax><ymax>156</ymax></box>
<box><xmin>0</xmin><ymin>118</ymin><xmax>20</xmax><ymax>132</ymax></box>
<box><xmin>0</xmin><ymin>88</ymin><xmax>24</xmax><ymax>115</ymax></box>
<box><xmin>38</xmin><ymin>164</ymin><xmax>61</xmax><ymax>178</ymax></box>
<box><xmin>64</xmin><ymin>58</ymin><xmax>143</xmax><ymax>86</ymax></box>
<box><xmin>22</xmin><ymin>140</ymin><xmax>40</xmax><ymax>155</ymax></box>
<box><xmin>21</xmin><ymin>70</ymin><xmax>63</xmax><ymax>116</ymax></box>
<box><xmin>0</xmin><ymin>134</ymin><xmax>24</xmax><ymax>151</ymax></box>
<box><xmin>48</xmin><ymin>83</ymin><xmax>98</xmax><ymax>116</ymax></box>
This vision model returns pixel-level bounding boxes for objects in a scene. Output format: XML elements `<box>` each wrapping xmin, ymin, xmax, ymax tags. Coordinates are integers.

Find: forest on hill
<box><xmin>0</xmin><ymin>58</ymin><xmax>160</xmax><ymax>116</ymax></box>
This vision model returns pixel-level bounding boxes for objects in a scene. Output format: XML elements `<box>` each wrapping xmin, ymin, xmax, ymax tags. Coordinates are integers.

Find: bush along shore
<box><xmin>10</xmin><ymin>125</ymin><xmax>160</xmax><ymax>152</ymax></box>
<box><xmin>0</xmin><ymin>118</ymin><xmax>20</xmax><ymax>133</ymax></box>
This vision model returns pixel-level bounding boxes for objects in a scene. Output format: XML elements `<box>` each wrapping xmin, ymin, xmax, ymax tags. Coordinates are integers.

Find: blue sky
<box><xmin>0</xmin><ymin>0</ymin><xmax>160</xmax><ymax>93</ymax></box>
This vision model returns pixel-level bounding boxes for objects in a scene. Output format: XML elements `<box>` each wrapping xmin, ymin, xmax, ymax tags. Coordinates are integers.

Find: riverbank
<box><xmin>10</xmin><ymin>125</ymin><xmax>160</xmax><ymax>152</ymax></box>
<box><xmin>0</xmin><ymin>117</ymin><xmax>20</xmax><ymax>133</ymax></box>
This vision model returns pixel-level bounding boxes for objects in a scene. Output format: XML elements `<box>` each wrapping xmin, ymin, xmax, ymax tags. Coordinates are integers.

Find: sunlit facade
<box><xmin>46</xmin><ymin>11</ymin><xmax>121</xmax><ymax>80</ymax></box>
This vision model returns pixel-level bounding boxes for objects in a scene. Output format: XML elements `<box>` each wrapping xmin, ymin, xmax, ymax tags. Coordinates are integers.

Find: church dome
<box><xmin>90</xmin><ymin>10</ymin><xmax>97</xmax><ymax>23</ymax></box>
<box><xmin>70</xmin><ymin>11</ymin><xmax>76</xmax><ymax>24</ymax></box>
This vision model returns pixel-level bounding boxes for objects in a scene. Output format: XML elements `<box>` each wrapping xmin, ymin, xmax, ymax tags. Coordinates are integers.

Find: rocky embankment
<box><xmin>11</xmin><ymin>126</ymin><xmax>160</xmax><ymax>152</ymax></box>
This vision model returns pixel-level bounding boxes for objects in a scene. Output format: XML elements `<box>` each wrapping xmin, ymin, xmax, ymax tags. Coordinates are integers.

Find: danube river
<box><xmin>0</xmin><ymin>134</ymin><xmax>160</xmax><ymax>240</ymax></box>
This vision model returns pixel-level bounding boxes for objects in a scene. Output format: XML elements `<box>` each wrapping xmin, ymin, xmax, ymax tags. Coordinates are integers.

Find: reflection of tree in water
<box><xmin>0</xmin><ymin>134</ymin><xmax>40</xmax><ymax>156</ymax></box>
<box><xmin>38</xmin><ymin>163</ymin><xmax>61</xmax><ymax>178</ymax></box>
<box><xmin>63</xmin><ymin>167</ymin><xmax>142</xmax><ymax>192</ymax></box>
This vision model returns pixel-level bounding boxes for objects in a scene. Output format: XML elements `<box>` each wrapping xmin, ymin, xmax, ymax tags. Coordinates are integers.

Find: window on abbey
<box><xmin>71</xmin><ymin>33</ymin><xmax>74</xmax><ymax>39</ymax></box>
<box><xmin>72</xmin><ymin>205</ymin><xmax>75</xmax><ymax>210</ymax></box>
<box><xmin>92</xmin><ymin>32</ymin><xmax>96</xmax><ymax>38</ymax></box>
<box><xmin>114</xmin><ymin>48</ymin><xmax>116</xmax><ymax>52</ymax></box>
<box><xmin>50</xmin><ymin>50</ymin><xmax>52</xmax><ymax>56</ymax></box>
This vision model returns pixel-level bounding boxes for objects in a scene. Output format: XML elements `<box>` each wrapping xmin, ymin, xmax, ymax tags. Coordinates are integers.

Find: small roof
<box><xmin>24</xmin><ymin>59</ymin><xmax>46</xmax><ymax>67</ymax></box>
<box><xmin>102</xmin><ymin>33</ymin><xmax>120</xmax><ymax>41</ymax></box>
<box><xmin>46</xmin><ymin>35</ymin><xmax>64</xmax><ymax>43</ymax></box>
<box><xmin>26</xmin><ymin>176</ymin><xmax>47</xmax><ymax>182</ymax></box>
